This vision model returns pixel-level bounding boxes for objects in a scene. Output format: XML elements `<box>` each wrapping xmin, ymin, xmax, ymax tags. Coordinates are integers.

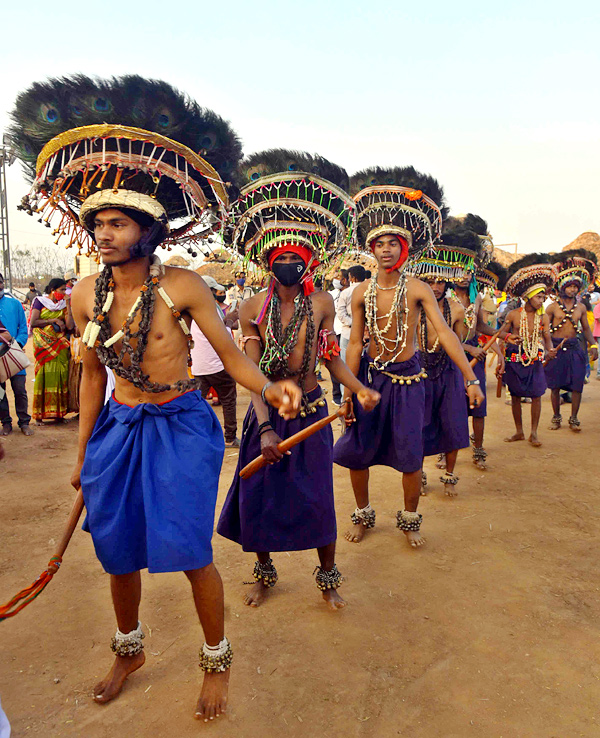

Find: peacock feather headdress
<box><xmin>350</xmin><ymin>166</ymin><xmax>447</xmax><ymax>259</ymax></box>
<box><xmin>229</xmin><ymin>149</ymin><xmax>355</xmax><ymax>272</ymax></box>
<box><xmin>552</xmin><ymin>249</ymin><xmax>598</xmax><ymax>292</ymax></box>
<box><xmin>8</xmin><ymin>75</ymin><xmax>242</xmax><ymax>258</ymax></box>
<box><xmin>503</xmin><ymin>253</ymin><xmax>557</xmax><ymax>299</ymax></box>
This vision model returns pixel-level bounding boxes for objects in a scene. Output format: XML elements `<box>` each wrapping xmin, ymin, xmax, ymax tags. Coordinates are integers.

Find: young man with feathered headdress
<box><xmin>10</xmin><ymin>75</ymin><xmax>303</xmax><ymax>721</ymax></box>
<box><xmin>443</xmin><ymin>215</ymin><xmax>505</xmax><ymax>471</ymax></box>
<box><xmin>410</xmin><ymin>238</ymin><xmax>483</xmax><ymax>497</ymax></box>
<box><xmin>544</xmin><ymin>249</ymin><xmax>598</xmax><ymax>431</ymax></box>
<box><xmin>217</xmin><ymin>150</ymin><xmax>380</xmax><ymax>610</ymax></box>
<box><xmin>332</xmin><ymin>167</ymin><xmax>484</xmax><ymax>548</ymax></box>
<box><xmin>498</xmin><ymin>254</ymin><xmax>557</xmax><ymax>446</ymax></box>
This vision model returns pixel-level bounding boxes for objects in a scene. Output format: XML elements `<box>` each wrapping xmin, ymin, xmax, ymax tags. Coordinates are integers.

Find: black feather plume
<box><xmin>8</xmin><ymin>74</ymin><xmax>242</xmax><ymax>184</ymax></box>
<box><xmin>237</xmin><ymin>149</ymin><xmax>349</xmax><ymax>191</ymax></box>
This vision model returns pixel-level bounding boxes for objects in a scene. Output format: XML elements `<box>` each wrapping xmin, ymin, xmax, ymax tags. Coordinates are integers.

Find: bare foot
<box><xmin>195</xmin><ymin>670</ymin><xmax>230</xmax><ymax>722</ymax></box>
<box><xmin>345</xmin><ymin>525</ymin><xmax>367</xmax><ymax>543</ymax></box>
<box><xmin>93</xmin><ymin>651</ymin><xmax>145</xmax><ymax>704</ymax></box>
<box><xmin>322</xmin><ymin>588</ymin><xmax>346</xmax><ymax>610</ymax></box>
<box><xmin>243</xmin><ymin>582</ymin><xmax>269</xmax><ymax>607</ymax></box>
<box><xmin>443</xmin><ymin>482</ymin><xmax>458</xmax><ymax>497</ymax></box>
<box><xmin>504</xmin><ymin>432</ymin><xmax>525</xmax><ymax>443</ymax></box>
<box><xmin>528</xmin><ymin>434</ymin><xmax>542</xmax><ymax>447</ymax></box>
<box><xmin>404</xmin><ymin>530</ymin><xmax>426</xmax><ymax>548</ymax></box>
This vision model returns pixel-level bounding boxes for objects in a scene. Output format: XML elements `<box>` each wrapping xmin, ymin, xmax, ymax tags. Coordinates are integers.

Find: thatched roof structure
<box><xmin>195</xmin><ymin>262</ymin><xmax>236</xmax><ymax>285</ymax></box>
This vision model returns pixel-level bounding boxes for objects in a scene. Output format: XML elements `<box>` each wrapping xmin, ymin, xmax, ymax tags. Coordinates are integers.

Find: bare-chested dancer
<box><xmin>544</xmin><ymin>250</ymin><xmax>598</xmax><ymax>432</ymax></box>
<box><xmin>417</xmin><ymin>276</ymin><xmax>469</xmax><ymax>496</ymax></box>
<box><xmin>333</xmin><ymin>168</ymin><xmax>484</xmax><ymax>548</ymax></box>
<box><xmin>499</xmin><ymin>256</ymin><xmax>557</xmax><ymax>446</ymax></box>
<box><xmin>217</xmin><ymin>151</ymin><xmax>379</xmax><ymax>610</ymax></box>
<box><xmin>11</xmin><ymin>77</ymin><xmax>302</xmax><ymax>723</ymax></box>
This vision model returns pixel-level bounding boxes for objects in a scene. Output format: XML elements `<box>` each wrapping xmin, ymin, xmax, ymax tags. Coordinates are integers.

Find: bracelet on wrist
<box><xmin>261</xmin><ymin>381</ymin><xmax>273</xmax><ymax>405</ymax></box>
<box><xmin>258</xmin><ymin>422</ymin><xmax>273</xmax><ymax>436</ymax></box>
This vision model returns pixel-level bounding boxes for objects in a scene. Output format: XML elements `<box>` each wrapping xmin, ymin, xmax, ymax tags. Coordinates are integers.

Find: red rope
<box><xmin>0</xmin><ymin>556</ymin><xmax>62</xmax><ymax>621</ymax></box>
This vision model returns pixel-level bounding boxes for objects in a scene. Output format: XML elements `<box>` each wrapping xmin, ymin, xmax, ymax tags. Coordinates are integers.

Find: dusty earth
<box><xmin>1</xmin><ymin>361</ymin><xmax>600</xmax><ymax>738</ymax></box>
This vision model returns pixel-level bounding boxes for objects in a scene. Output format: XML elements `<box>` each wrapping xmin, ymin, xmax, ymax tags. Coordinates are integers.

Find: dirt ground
<box><xmin>1</xmin><ymin>361</ymin><xmax>600</xmax><ymax>738</ymax></box>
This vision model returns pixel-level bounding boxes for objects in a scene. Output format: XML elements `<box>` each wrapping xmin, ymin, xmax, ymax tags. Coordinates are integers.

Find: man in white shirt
<box><xmin>191</xmin><ymin>276</ymin><xmax>240</xmax><ymax>447</ymax></box>
<box><xmin>336</xmin><ymin>265</ymin><xmax>366</xmax><ymax>361</ymax></box>
<box><xmin>327</xmin><ymin>269</ymin><xmax>349</xmax><ymax>404</ymax></box>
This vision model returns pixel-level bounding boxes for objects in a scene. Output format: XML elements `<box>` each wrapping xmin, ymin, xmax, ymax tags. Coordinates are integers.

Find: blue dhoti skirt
<box><xmin>544</xmin><ymin>336</ymin><xmax>586</xmax><ymax>393</ymax></box>
<box><xmin>503</xmin><ymin>345</ymin><xmax>547</xmax><ymax>398</ymax></box>
<box><xmin>422</xmin><ymin>358</ymin><xmax>470</xmax><ymax>456</ymax></box>
<box><xmin>217</xmin><ymin>386</ymin><xmax>336</xmax><ymax>553</ymax></box>
<box><xmin>81</xmin><ymin>391</ymin><xmax>225</xmax><ymax>575</ymax></box>
<box><xmin>333</xmin><ymin>353</ymin><xmax>425</xmax><ymax>473</ymax></box>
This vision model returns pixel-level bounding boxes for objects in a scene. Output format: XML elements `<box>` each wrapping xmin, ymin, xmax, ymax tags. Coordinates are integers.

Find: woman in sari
<box><xmin>30</xmin><ymin>278</ymin><xmax>74</xmax><ymax>422</ymax></box>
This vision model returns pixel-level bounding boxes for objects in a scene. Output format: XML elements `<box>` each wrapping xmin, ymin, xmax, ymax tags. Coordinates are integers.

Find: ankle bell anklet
<box><xmin>253</xmin><ymin>558</ymin><xmax>278</xmax><ymax>588</ymax></box>
<box><xmin>314</xmin><ymin>564</ymin><xmax>343</xmax><ymax>591</ymax></box>
<box><xmin>440</xmin><ymin>471</ymin><xmax>459</xmax><ymax>485</ymax></box>
<box><xmin>396</xmin><ymin>509</ymin><xmax>423</xmax><ymax>532</ymax></box>
<box><xmin>199</xmin><ymin>637</ymin><xmax>233</xmax><ymax>673</ymax></box>
<box><xmin>111</xmin><ymin>621</ymin><xmax>145</xmax><ymax>657</ymax></box>
<box><xmin>351</xmin><ymin>504</ymin><xmax>376</xmax><ymax>528</ymax></box>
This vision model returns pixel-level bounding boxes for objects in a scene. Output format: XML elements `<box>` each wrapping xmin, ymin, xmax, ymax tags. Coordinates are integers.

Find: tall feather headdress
<box><xmin>8</xmin><ymin>75</ymin><xmax>242</xmax><ymax>257</ymax></box>
<box><xmin>552</xmin><ymin>249</ymin><xmax>598</xmax><ymax>292</ymax></box>
<box><xmin>229</xmin><ymin>148</ymin><xmax>355</xmax><ymax>272</ymax></box>
<box><xmin>349</xmin><ymin>166</ymin><xmax>447</xmax><ymax>259</ymax></box>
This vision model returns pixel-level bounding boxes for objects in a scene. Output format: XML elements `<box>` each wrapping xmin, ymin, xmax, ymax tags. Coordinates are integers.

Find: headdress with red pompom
<box><xmin>350</xmin><ymin>165</ymin><xmax>447</xmax><ymax>273</ymax></box>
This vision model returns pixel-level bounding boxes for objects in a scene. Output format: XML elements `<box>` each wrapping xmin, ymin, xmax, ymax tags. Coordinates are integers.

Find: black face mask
<box><xmin>215</xmin><ymin>294</ymin><xmax>226</xmax><ymax>303</ymax></box>
<box><xmin>272</xmin><ymin>260</ymin><xmax>305</xmax><ymax>287</ymax></box>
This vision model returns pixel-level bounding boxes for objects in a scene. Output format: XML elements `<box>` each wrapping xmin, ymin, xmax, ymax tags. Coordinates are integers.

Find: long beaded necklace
<box><xmin>364</xmin><ymin>271</ymin><xmax>410</xmax><ymax>370</ymax></box>
<box><xmin>259</xmin><ymin>290</ymin><xmax>315</xmax><ymax>390</ymax></box>
<box><xmin>449</xmin><ymin>288</ymin><xmax>476</xmax><ymax>333</ymax></box>
<box><xmin>518</xmin><ymin>308</ymin><xmax>541</xmax><ymax>366</ymax></box>
<box><xmin>419</xmin><ymin>298</ymin><xmax>452</xmax><ymax>378</ymax></box>
<box><xmin>85</xmin><ymin>257</ymin><xmax>198</xmax><ymax>394</ymax></box>
<box><xmin>550</xmin><ymin>299</ymin><xmax>577</xmax><ymax>334</ymax></box>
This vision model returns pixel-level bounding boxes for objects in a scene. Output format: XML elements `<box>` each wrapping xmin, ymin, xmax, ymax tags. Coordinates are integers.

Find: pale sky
<box><xmin>1</xmin><ymin>0</ymin><xmax>599</xmax><ymax>258</ymax></box>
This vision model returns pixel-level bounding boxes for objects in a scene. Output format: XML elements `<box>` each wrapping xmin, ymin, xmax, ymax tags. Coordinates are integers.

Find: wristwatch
<box><xmin>466</xmin><ymin>379</ymin><xmax>481</xmax><ymax>387</ymax></box>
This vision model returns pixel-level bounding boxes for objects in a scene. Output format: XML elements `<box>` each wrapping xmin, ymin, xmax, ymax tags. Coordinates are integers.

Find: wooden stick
<box><xmin>469</xmin><ymin>328</ymin><xmax>503</xmax><ymax>367</ymax></box>
<box><xmin>543</xmin><ymin>337</ymin><xmax>567</xmax><ymax>366</ymax></box>
<box><xmin>53</xmin><ymin>489</ymin><xmax>85</xmax><ymax>562</ymax></box>
<box><xmin>240</xmin><ymin>401</ymin><xmax>349</xmax><ymax>480</ymax></box>
<box><xmin>496</xmin><ymin>375</ymin><xmax>503</xmax><ymax>398</ymax></box>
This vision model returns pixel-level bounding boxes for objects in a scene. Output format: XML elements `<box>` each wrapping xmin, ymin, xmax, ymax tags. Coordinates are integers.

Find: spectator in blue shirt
<box><xmin>0</xmin><ymin>272</ymin><xmax>33</xmax><ymax>436</ymax></box>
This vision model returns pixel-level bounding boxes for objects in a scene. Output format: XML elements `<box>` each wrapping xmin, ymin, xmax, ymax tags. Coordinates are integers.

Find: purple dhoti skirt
<box><xmin>333</xmin><ymin>353</ymin><xmax>425</xmax><ymax>473</ymax></box>
<box><xmin>465</xmin><ymin>338</ymin><xmax>487</xmax><ymax>418</ymax></box>
<box><xmin>544</xmin><ymin>336</ymin><xmax>586</xmax><ymax>393</ymax></box>
<box><xmin>217</xmin><ymin>385</ymin><xmax>336</xmax><ymax>552</ymax></box>
<box><xmin>503</xmin><ymin>345</ymin><xmax>547</xmax><ymax>398</ymax></box>
<box><xmin>422</xmin><ymin>358</ymin><xmax>469</xmax><ymax>457</ymax></box>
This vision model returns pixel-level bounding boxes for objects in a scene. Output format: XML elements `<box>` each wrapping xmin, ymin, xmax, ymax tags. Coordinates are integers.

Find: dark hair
<box><xmin>581</xmin><ymin>294</ymin><xmax>592</xmax><ymax>311</ymax></box>
<box><xmin>0</xmin><ymin>273</ymin><xmax>4</xmax><ymax>281</ymax></box>
<box><xmin>29</xmin><ymin>282</ymin><xmax>35</xmax><ymax>288</ymax></box>
<box><xmin>340</xmin><ymin>269</ymin><xmax>349</xmax><ymax>280</ymax></box>
<box><xmin>365</xmin><ymin>270</ymin><xmax>371</xmax><ymax>279</ymax></box>
<box><xmin>349</xmin><ymin>265</ymin><xmax>366</xmax><ymax>282</ymax></box>
<box><xmin>45</xmin><ymin>278</ymin><xmax>67</xmax><ymax>294</ymax></box>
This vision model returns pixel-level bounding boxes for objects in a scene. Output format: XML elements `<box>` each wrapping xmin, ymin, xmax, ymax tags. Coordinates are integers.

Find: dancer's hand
<box><xmin>546</xmin><ymin>347</ymin><xmax>558</xmax><ymax>361</ymax></box>
<box><xmin>467</xmin><ymin>384</ymin><xmax>485</xmax><ymax>409</ymax></box>
<box><xmin>495</xmin><ymin>362</ymin><xmax>505</xmax><ymax>378</ymax></box>
<box><xmin>591</xmin><ymin>346</ymin><xmax>598</xmax><ymax>362</ymax></box>
<box><xmin>343</xmin><ymin>392</ymin><xmax>355</xmax><ymax>426</ymax></box>
<box><xmin>356</xmin><ymin>387</ymin><xmax>380</xmax><ymax>412</ymax></box>
<box><xmin>260</xmin><ymin>430</ymin><xmax>289</xmax><ymax>464</ymax></box>
<box><xmin>265</xmin><ymin>380</ymin><xmax>302</xmax><ymax>420</ymax></box>
<box><xmin>70</xmin><ymin>461</ymin><xmax>83</xmax><ymax>490</ymax></box>
<box><xmin>469</xmin><ymin>346</ymin><xmax>487</xmax><ymax>362</ymax></box>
